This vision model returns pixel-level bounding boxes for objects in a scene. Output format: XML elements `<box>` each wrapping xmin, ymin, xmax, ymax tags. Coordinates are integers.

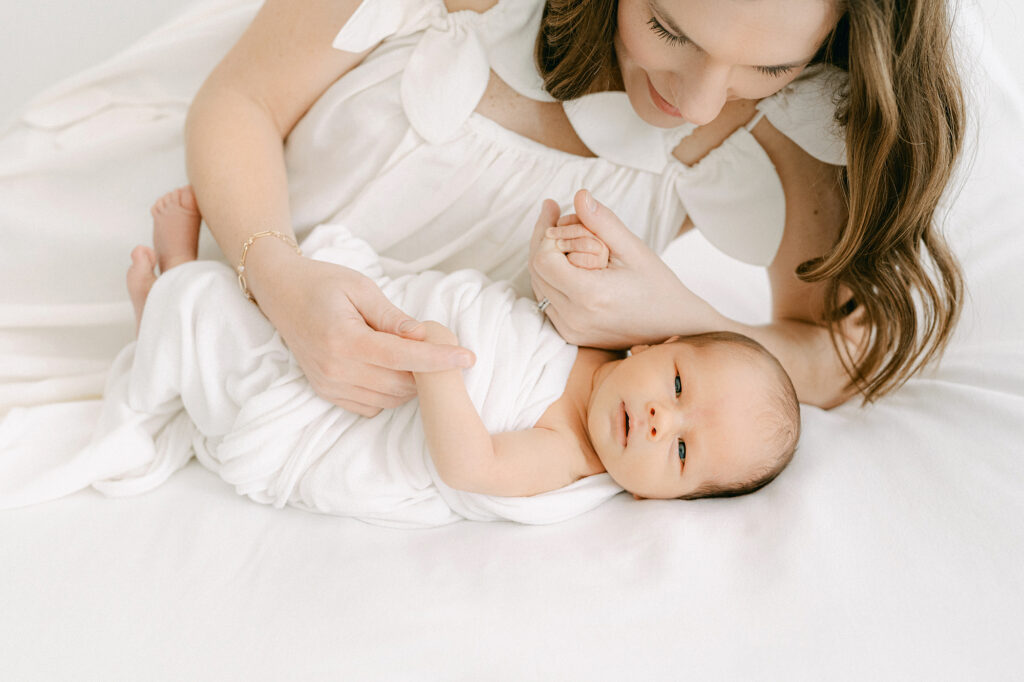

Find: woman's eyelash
<box><xmin>647</xmin><ymin>17</ymin><xmax>688</xmax><ymax>47</ymax></box>
<box><xmin>756</xmin><ymin>64</ymin><xmax>795</xmax><ymax>78</ymax></box>
<box><xmin>647</xmin><ymin>16</ymin><xmax>795</xmax><ymax>78</ymax></box>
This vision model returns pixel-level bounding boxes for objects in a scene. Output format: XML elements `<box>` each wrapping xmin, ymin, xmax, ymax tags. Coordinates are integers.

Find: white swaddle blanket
<box><xmin>85</xmin><ymin>225</ymin><xmax>621</xmax><ymax>527</ymax></box>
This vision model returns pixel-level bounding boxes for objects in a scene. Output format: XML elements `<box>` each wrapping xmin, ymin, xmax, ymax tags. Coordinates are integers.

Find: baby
<box><xmin>122</xmin><ymin>188</ymin><xmax>799</xmax><ymax>522</ymax></box>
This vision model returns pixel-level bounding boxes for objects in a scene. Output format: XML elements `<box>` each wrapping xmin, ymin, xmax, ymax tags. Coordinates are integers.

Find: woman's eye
<box><xmin>674</xmin><ymin>373</ymin><xmax>682</xmax><ymax>396</ymax></box>
<box><xmin>756</xmin><ymin>64</ymin><xmax>795</xmax><ymax>78</ymax></box>
<box><xmin>678</xmin><ymin>440</ymin><xmax>686</xmax><ymax>462</ymax></box>
<box><xmin>647</xmin><ymin>17</ymin><xmax>688</xmax><ymax>47</ymax></box>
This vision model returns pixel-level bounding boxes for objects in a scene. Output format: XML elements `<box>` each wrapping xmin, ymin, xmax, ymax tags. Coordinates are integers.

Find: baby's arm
<box><xmin>547</xmin><ymin>212</ymin><xmax>610</xmax><ymax>270</ymax></box>
<box><xmin>413</xmin><ymin>321</ymin><xmax>581</xmax><ymax>497</ymax></box>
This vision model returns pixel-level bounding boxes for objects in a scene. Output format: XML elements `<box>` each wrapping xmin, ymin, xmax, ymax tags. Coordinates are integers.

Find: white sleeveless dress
<box><xmin>0</xmin><ymin>0</ymin><xmax>846</xmax><ymax>411</ymax></box>
<box><xmin>284</xmin><ymin>0</ymin><xmax>848</xmax><ymax>297</ymax></box>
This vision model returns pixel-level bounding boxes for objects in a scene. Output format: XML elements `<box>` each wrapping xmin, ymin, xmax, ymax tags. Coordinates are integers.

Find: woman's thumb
<box><xmin>349</xmin><ymin>280</ymin><xmax>422</xmax><ymax>337</ymax></box>
<box><xmin>572</xmin><ymin>189</ymin><xmax>641</xmax><ymax>254</ymax></box>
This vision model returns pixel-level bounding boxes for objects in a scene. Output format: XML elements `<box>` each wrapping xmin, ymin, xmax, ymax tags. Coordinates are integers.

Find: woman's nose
<box><xmin>671</xmin><ymin>66</ymin><xmax>729</xmax><ymax>126</ymax></box>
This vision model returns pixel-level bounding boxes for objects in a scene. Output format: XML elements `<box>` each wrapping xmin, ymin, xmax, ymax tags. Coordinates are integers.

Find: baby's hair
<box><xmin>669</xmin><ymin>332</ymin><xmax>800</xmax><ymax>500</ymax></box>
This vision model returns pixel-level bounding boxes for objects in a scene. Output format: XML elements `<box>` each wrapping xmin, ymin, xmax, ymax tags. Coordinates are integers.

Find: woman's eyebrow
<box><xmin>648</xmin><ymin>0</ymin><xmax>811</xmax><ymax>70</ymax></box>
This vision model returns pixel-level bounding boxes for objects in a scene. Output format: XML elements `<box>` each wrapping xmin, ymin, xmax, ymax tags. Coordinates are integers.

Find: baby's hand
<box><xmin>545</xmin><ymin>212</ymin><xmax>611</xmax><ymax>270</ymax></box>
<box><xmin>415</xmin><ymin>320</ymin><xmax>459</xmax><ymax>347</ymax></box>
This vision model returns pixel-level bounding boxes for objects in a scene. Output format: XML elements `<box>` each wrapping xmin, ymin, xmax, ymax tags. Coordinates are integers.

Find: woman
<box><xmin>185</xmin><ymin>0</ymin><xmax>964</xmax><ymax>413</ymax></box>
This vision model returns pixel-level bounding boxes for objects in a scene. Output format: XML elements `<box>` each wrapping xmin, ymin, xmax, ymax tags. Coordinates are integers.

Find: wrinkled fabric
<box><xmin>81</xmin><ymin>227</ymin><xmax>620</xmax><ymax>527</ymax></box>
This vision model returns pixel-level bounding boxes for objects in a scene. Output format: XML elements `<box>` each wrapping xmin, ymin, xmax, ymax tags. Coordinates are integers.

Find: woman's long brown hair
<box><xmin>536</xmin><ymin>0</ymin><xmax>966</xmax><ymax>403</ymax></box>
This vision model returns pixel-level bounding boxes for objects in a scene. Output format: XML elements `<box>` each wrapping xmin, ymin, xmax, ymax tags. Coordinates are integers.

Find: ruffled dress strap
<box><xmin>333</xmin><ymin>0</ymin><xmax>549</xmax><ymax>144</ymax></box>
<box><xmin>667</xmin><ymin>65</ymin><xmax>848</xmax><ymax>266</ymax></box>
<box><xmin>755</xmin><ymin>63</ymin><xmax>848</xmax><ymax>166</ymax></box>
<box><xmin>563</xmin><ymin>93</ymin><xmax>685</xmax><ymax>174</ymax></box>
<box><xmin>332</xmin><ymin>0</ymin><xmax>446</xmax><ymax>52</ymax></box>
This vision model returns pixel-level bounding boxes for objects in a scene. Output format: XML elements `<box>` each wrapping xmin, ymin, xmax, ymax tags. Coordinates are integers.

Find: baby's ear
<box><xmin>629</xmin><ymin>344</ymin><xmax>651</xmax><ymax>355</ymax></box>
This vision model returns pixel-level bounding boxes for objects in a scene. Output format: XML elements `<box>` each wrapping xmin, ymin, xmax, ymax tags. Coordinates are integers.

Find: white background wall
<box><xmin>0</xmin><ymin>0</ymin><xmax>1021</xmax><ymax>123</ymax></box>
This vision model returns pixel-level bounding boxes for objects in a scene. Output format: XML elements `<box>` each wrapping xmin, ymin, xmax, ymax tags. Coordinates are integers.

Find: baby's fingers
<box><xmin>556</xmin><ymin>236</ymin><xmax>607</xmax><ymax>255</ymax></box>
<box><xmin>546</xmin><ymin>224</ymin><xmax>595</xmax><ymax>241</ymax></box>
<box><xmin>567</xmin><ymin>250</ymin><xmax>610</xmax><ymax>270</ymax></box>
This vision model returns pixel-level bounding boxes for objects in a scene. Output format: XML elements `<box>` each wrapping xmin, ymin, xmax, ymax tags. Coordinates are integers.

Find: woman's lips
<box><xmin>646</xmin><ymin>75</ymin><xmax>682</xmax><ymax>118</ymax></box>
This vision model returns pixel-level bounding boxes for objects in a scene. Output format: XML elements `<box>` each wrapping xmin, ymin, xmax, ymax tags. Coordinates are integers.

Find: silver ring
<box><xmin>536</xmin><ymin>297</ymin><xmax>551</xmax><ymax>313</ymax></box>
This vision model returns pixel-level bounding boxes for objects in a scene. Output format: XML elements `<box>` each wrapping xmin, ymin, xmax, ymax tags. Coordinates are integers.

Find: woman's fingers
<box><xmin>530</xmin><ymin>199</ymin><xmax>563</xmax><ymax>255</ymax></box>
<box><xmin>571</xmin><ymin>189</ymin><xmax>644</xmax><ymax>255</ymax></box>
<box><xmin>331</xmin><ymin>400</ymin><xmax>384</xmax><ymax>418</ymax></box>
<box><xmin>319</xmin><ymin>381</ymin><xmax>414</xmax><ymax>414</ymax></box>
<box><xmin>360</xmin><ymin>329</ymin><xmax>476</xmax><ymax>373</ymax></box>
<box><xmin>346</xmin><ymin>275</ymin><xmax>475</xmax><ymax>371</ymax></box>
<box><xmin>545</xmin><ymin>224</ymin><xmax>595</xmax><ymax>241</ymax></box>
<box><xmin>555</xmin><ymin>236</ymin><xmax>606</xmax><ymax>255</ymax></box>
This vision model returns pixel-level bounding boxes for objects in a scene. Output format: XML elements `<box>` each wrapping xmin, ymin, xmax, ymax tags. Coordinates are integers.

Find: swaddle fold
<box><xmin>89</xmin><ymin>225</ymin><xmax>621</xmax><ymax>526</ymax></box>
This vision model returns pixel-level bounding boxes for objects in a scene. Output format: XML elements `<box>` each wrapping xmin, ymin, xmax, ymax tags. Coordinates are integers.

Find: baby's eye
<box><xmin>674</xmin><ymin>373</ymin><xmax>682</xmax><ymax>396</ymax></box>
<box><xmin>678</xmin><ymin>440</ymin><xmax>686</xmax><ymax>462</ymax></box>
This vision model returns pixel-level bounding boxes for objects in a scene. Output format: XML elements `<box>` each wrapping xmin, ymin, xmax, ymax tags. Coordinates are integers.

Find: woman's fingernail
<box><xmin>556</xmin><ymin>240</ymin><xmax>567</xmax><ymax>251</ymax></box>
<box><xmin>585</xmin><ymin>190</ymin><xmax>597</xmax><ymax>213</ymax></box>
<box><xmin>398</xmin><ymin>319</ymin><xmax>419</xmax><ymax>334</ymax></box>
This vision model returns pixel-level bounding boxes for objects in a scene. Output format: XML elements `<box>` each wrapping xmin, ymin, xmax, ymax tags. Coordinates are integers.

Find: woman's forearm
<box><xmin>182</xmin><ymin>0</ymin><xmax>370</xmax><ymax>295</ymax></box>
<box><xmin>185</xmin><ymin>85</ymin><xmax>295</xmax><ymax>273</ymax></box>
<box><xmin>714</xmin><ymin>314</ymin><xmax>859</xmax><ymax>409</ymax></box>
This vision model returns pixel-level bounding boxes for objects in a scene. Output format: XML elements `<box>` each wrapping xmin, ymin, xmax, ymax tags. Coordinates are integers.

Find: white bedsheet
<box><xmin>1</xmin><ymin>0</ymin><xmax>1022</xmax><ymax>679</ymax></box>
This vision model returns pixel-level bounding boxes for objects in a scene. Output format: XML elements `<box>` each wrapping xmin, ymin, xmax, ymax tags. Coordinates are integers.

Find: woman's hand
<box><xmin>529</xmin><ymin>190</ymin><xmax>724</xmax><ymax>348</ymax></box>
<box><xmin>248</xmin><ymin>243</ymin><xmax>475</xmax><ymax>417</ymax></box>
<box><xmin>550</xmin><ymin>212</ymin><xmax>610</xmax><ymax>270</ymax></box>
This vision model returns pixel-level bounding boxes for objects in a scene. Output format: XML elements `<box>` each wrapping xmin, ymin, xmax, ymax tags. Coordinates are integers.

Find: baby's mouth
<box><xmin>624</xmin><ymin>404</ymin><xmax>630</xmax><ymax>445</ymax></box>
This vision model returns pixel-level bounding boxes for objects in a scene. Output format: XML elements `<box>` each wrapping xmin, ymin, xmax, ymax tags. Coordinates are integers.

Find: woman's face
<box><xmin>615</xmin><ymin>0</ymin><xmax>839</xmax><ymax>127</ymax></box>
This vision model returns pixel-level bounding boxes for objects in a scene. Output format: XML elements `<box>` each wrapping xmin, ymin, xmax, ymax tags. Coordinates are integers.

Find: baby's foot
<box><xmin>127</xmin><ymin>246</ymin><xmax>158</xmax><ymax>335</ymax></box>
<box><xmin>150</xmin><ymin>185</ymin><xmax>201</xmax><ymax>273</ymax></box>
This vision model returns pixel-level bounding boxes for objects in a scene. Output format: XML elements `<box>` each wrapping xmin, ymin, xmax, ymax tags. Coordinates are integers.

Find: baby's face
<box><xmin>586</xmin><ymin>340</ymin><xmax>777</xmax><ymax>499</ymax></box>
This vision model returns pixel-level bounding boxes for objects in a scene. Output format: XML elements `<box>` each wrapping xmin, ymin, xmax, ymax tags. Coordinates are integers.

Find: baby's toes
<box><xmin>173</xmin><ymin>186</ymin><xmax>199</xmax><ymax>213</ymax></box>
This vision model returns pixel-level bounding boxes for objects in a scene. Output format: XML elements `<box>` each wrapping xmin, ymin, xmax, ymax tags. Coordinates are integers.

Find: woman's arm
<box><xmin>531</xmin><ymin>178</ymin><xmax>861</xmax><ymax>408</ymax></box>
<box><xmin>186</xmin><ymin>0</ymin><xmax>365</xmax><ymax>266</ymax></box>
<box><xmin>739</xmin><ymin>118</ymin><xmax>865</xmax><ymax>408</ymax></box>
<box><xmin>185</xmin><ymin>0</ymin><xmax>474</xmax><ymax>416</ymax></box>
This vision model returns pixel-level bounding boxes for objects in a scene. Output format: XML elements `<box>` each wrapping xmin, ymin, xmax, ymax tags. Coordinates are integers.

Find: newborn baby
<box><xmin>114</xmin><ymin>188</ymin><xmax>800</xmax><ymax>525</ymax></box>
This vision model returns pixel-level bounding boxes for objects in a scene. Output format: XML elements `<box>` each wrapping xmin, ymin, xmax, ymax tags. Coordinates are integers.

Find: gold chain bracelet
<box><xmin>236</xmin><ymin>230</ymin><xmax>302</xmax><ymax>303</ymax></box>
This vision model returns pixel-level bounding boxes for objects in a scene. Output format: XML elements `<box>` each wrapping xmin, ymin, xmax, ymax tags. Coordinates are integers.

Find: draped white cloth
<box><xmin>13</xmin><ymin>227</ymin><xmax>619</xmax><ymax>526</ymax></box>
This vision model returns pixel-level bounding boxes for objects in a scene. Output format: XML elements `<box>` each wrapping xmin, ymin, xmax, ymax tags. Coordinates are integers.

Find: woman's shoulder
<box><xmin>755</xmin><ymin>64</ymin><xmax>849</xmax><ymax>166</ymax></box>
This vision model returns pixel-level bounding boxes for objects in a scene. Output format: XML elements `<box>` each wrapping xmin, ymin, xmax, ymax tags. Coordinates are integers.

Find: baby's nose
<box><xmin>645</xmin><ymin>403</ymin><xmax>674</xmax><ymax>440</ymax></box>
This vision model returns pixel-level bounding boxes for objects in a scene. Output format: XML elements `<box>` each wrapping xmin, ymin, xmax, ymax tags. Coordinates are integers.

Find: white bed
<box><xmin>1</xmin><ymin>1</ymin><xmax>1023</xmax><ymax>679</ymax></box>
